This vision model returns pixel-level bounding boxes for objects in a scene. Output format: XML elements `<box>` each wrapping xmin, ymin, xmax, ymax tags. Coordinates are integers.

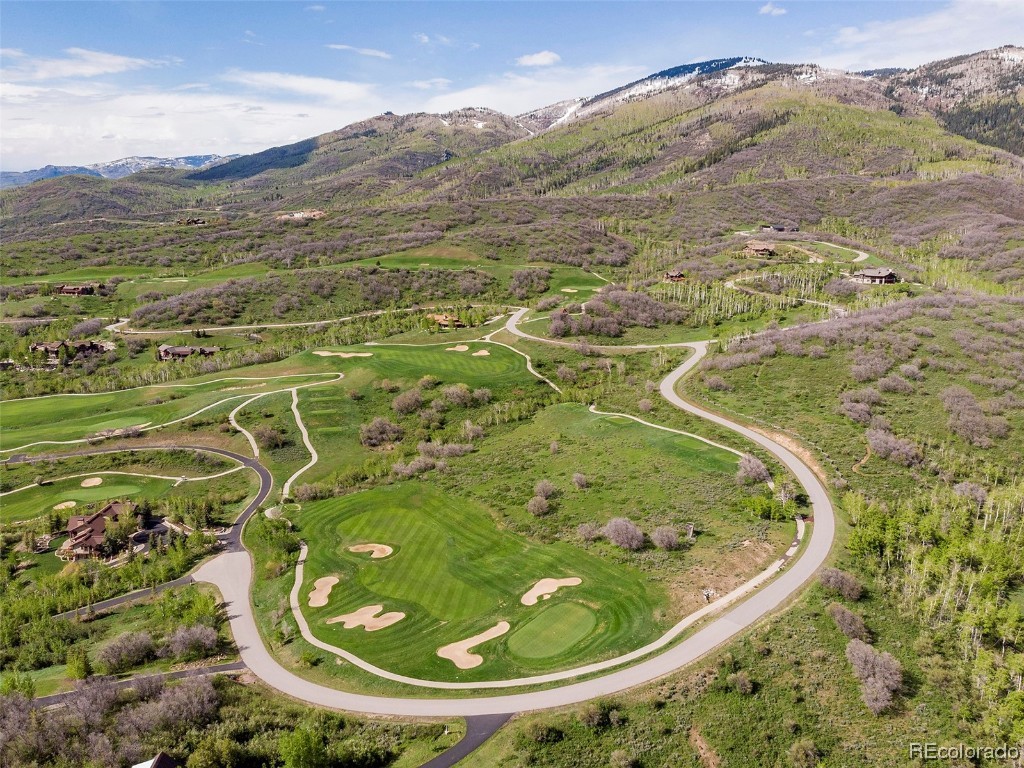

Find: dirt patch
<box><xmin>308</xmin><ymin>576</ymin><xmax>339</xmax><ymax>607</ymax></box>
<box><xmin>53</xmin><ymin>501</ymin><xmax>77</xmax><ymax>511</ymax></box>
<box><xmin>348</xmin><ymin>543</ymin><xmax>393</xmax><ymax>559</ymax></box>
<box><xmin>521</xmin><ymin>577</ymin><xmax>582</xmax><ymax>606</ymax></box>
<box><xmin>689</xmin><ymin>725</ymin><xmax>721</xmax><ymax>768</ymax></box>
<box><xmin>561</xmin><ymin>288</ymin><xmax>578</xmax><ymax>293</ymax></box>
<box><xmin>80</xmin><ymin>477</ymin><xmax>103</xmax><ymax>488</ymax></box>
<box><xmin>445</xmin><ymin>344</ymin><xmax>469</xmax><ymax>352</ymax></box>
<box><xmin>326</xmin><ymin>605</ymin><xmax>405</xmax><ymax>631</ymax></box>
<box><xmin>436</xmin><ymin>621</ymin><xmax>510</xmax><ymax>669</ymax></box>
<box><xmin>471</xmin><ymin>349</ymin><xmax>490</xmax><ymax>357</ymax></box>
<box><xmin>852</xmin><ymin>442</ymin><xmax>872</xmax><ymax>474</ymax></box>
<box><xmin>276</xmin><ymin>210</ymin><xmax>324</xmax><ymax>221</ymax></box>
<box><xmin>751</xmin><ymin>427</ymin><xmax>830</xmax><ymax>485</ymax></box>
<box><xmin>312</xmin><ymin>351</ymin><xmax>373</xmax><ymax>358</ymax></box>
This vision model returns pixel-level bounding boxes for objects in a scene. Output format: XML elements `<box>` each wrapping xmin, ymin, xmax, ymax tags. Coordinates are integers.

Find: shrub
<box><xmin>253</xmin><ymin>425</ymin><xmax>285</xmax><ymax>450</ymax></box>
<box><xmin>638</xmin><ymin>398</ymin><xmax>653</xmax><ymax>413</ymax></box>
<box><xmin>940</xmin><ymin>386</ymin><xmax>1009</xmax><ymax>447</ymax></box>
<box><xmin>472</xmin><ymin>388</ymin><xmax>492</xmax><ymax>404</ymax></box>
<box><xmin>819</xmin><ymin>567</ymin><xmax>862</xmax><ymax>601</ymax></box>
<box><xmin>549</xmin><ymin>441</ymin><xmax>559</xmax><ymax>454</ymax></box>
<box><xmin>846</xmin><ymin>639</ymin><xmax>902</xmax><ymax>715</ymax></box>
<box><xmin>736</xmin><ymin>453</ymin><xmax>771</xmax><ymax>485</ymax></box>
<box><xmin>527</xmin><ymin>496</ymin><xmax>550</xmax><ymax>516</ymax></box>
<box><xmin>705</xmin><ymin>375</ymin><xmax>732</xmax><ymax>391</ymax></box>
<box><xmin>97</xmin><ymin>632</ymin><xmax>154</xmax><ymax>674</ymax></box>
<box><xmin>359</xmin><ymin>417</ymin><xmax>403</xmax><ymax>447</ymax></box>
<box><xmin>577</xmin><ymin>522</ymin><xmax>601</xmax><ymax>541</ymax></box>
<box><xmin>392</xmin><ymin>389</ymin><xmax>423</xmax><ymax>415</ymax></box>
<box><xmin>651</xmin><ymin>526</ymin><xmax>680</xmax><ymax>550</ymax></box>
<box><xmin>417</xmin><ymin>375</ymin><xmax>440</xmax><ymax>389</ymax></box>
<box><xmin>443</xmin><ymin>383</ymin><xmax>473</xmax><ymax>407</ymax></box>
<box><xmin>534</xmin><ymin>479</ymin><xmax>557</xmax><ymax>499</ymax></box>
<box><xmin>787</xmin><ymin>738</ymin><xmax>820</xmax><ymax>768</ymax></box>
<box><xmin>726</xmin><ymin>670</ymin><xmax>754</xmax><ymax>695</ymax></box>
<box><xmin>865</xmin><ymin>428</ymin><xmax>921</xmax><ymax>466</ymax></box>
<box><xmin>462</xmin><ymin>420</ymin><xmax>485</xmax><ymax>441</ymax></box>
<box><xmin>572</xmin><ymin>472</ymin><xmax>588</xmax><ymax>489</ymax></box>
<box><xmin>602</xmin><ymin>518</ymin><xmax>644</xmax><ymax>550</ymax></box>
<box><xmin>65</xmin><ymin>647</ymin><xmax>91</xmax><ymax>680</ymax></box>
<box><xmin>166</xmin><ymin>625</ymin><xmax>218</xmax><ymax>660</ymax></box>
<box><xmin>579</xmin><ymin>701</ymin><xmax>612</xmax><ymax>729</ymax></box>
<box><xmin>524</xmin><ymin>721</ymin><xmax>563</xmax><ymax>744</ymax></box>
<box><xmin>609</xmin><ymin>750</ymin><xmax>638</xmax><ymax>768</ymax></box>
<box><xmin>828</xmin><ymin>603</ymin><xmax>869</xmax><ymax>640</ymax></box>
<box><xmin>877</xmin><ymin>374</ymin><xmax>913</xmax><ymax>394</ymax></box>
<box><xmin>556</xmin><ymin>365</ymin><xmax>577</xmax><ymax>382</ymax></box>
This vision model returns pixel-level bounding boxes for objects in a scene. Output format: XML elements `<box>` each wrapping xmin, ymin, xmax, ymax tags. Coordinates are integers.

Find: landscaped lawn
<box><xmin>0</xmin><ymin>475</ymin><xmax>177</xmax><ymax>524</ymax></box>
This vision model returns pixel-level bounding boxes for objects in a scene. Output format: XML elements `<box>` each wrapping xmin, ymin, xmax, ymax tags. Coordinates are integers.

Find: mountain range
<box><xmin>1</xmin><ymin>46</ymin><xmax>1022</xmax><ymax>232</ymax></box>
<box><xmin>0</xmin><ymin>154</ymin><xmax>238</xmax><ymax>190</ymax></box>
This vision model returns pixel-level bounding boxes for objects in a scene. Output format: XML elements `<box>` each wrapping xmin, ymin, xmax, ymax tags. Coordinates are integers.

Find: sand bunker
<box><xmin>307</xmin><ymin>576</ymin><xmax>339</xmax><ymax>608</ymax></box>
<box><xmin>80</xmin><ymin>477</ymin><xmax>103</xmax><ymax>488</ymax></box>
<box><xmin>561</xmin><ymin>288</ymin><xmax>579</xmax><ymax>293</ymax></box>
<box><xmin>446</xmin><ymin>344</ymin><xmax>469</xmax><ymax>352</ymax></box>
<box><xmin>521</xmin><ymin>577</ymin><xmax>582</xmax><ymax>606</ymax></box>
<box><xmin>312</xmin><ymin>351</ymin><xmax>374</xmax><ymax>358</ymax></box>
<box><xmin>437</xmin><ymin>621</ymin><xmax>511</xmax><ymax>669</ymax></box>
<box><xmin>326</xmin><ymin>605</ymin><xmax>405</xmax><ymax>631</ymax></box>
<box><xmin>53</xmin><ymin>501</ymin><xmax>77</xmax><ymax>511</ymax></box>
<box><xmin>348</xmin><ymin>543</ymin><xmax>393</xmax><ymax>559</ymax></box>
<box><xmin>471</xmin><ymin>349</ymin><xmax>490</xmax><ymax>357</ymax></box>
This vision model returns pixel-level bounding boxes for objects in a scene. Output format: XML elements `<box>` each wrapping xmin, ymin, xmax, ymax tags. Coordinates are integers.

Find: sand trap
<box><xmin>561</xmin><ymin>288</ymin><xmax>579</xmax><ymax>293</ymax></box>
<box><xmin>312</xmin><ymin>351</ymin><xmax>374</xmax><ymax>358</ymax></box>
<box><xmin>308</xmin><ymin>576</ymin><xmax>339</xmax><ymax>607</ymax></box>
<box><xmin>326</xmin><ymin>605</ymin><xmax>405</xmax><ymax>631</ymax></box>
<box><xmin>80</xmin><ymin>477</ymin><xmax>103</xmax><ymax>488</ymax></box>
<box><xmin>471</xmin><ymin>349</ymin><xmax>490</xmax><ymax>357</ymax></box>
<box><xmin>521</xmin><ymin>577</ymin><xmax>583</xmax><ymax>606</ymax></box>
<box><xmin>348</xmin><ymin>543</ymin><xmax>393</xmax><ymax>559</ymax></box>
<box><xmin>437</xmin><ymin>621</ymin><xmax>511</xmax><ymax>669</ymax></box>
<box><xmin>53</xmin><ymin>501</ymin><xmax>77</xmax><ymax>511</ymax></box>
<box><xmin>446</xmin><ymin>344</ymin><xmax>469</xmax><ymax>352</ymax></box>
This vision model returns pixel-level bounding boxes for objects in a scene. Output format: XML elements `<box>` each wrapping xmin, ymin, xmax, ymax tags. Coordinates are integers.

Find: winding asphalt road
<box><xmin>190</xmin><ymin>337</ymin><xmax>836</xmax><ymax>716</ymax></box>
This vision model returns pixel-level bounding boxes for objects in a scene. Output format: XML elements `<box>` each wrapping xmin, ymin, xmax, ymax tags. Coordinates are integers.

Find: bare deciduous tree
<box><xmin>736</xmin><ymin>454</ymin><xmax>771</xmax><ymax>485</ymax></box>
<box><xmin>602</xmin><ymin>518</ymin><xmax>645</xmax><ymax>550</ymax></box>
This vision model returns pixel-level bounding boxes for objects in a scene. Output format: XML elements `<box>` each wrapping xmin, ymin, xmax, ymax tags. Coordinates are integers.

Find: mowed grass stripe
<box><xmin>508</xmin><ymin>603</ymin><xmax>598</xmax><ymax>659</ymax></box>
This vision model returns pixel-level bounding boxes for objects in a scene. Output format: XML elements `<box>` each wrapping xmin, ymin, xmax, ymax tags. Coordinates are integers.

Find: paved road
<box><xmin>192</xmin><ymin>341</ymin><xmax>836</xmax><ymax>716</ymax></box>
<box><xmin>32</xmin><ymin>661</ymin><xmax>247</xmax><ymax>708</ymax></box>
<box><xmin>419</xmin><ymin>714</ymin><xmax>515</xmax><ymax>768</ymax></box>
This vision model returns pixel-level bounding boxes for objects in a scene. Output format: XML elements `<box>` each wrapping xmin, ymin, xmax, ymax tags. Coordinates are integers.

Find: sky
<box><xmin>1</xmin><ymin>0</ymin><xmax>1021</xmax><ymax>171</ymax></box>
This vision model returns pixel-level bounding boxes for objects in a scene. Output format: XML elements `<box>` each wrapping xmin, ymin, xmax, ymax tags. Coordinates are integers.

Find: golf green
<box><xmin>507</xmin><ymin>603</ymin><xmax>599</xmax><ymax>659</ymax></box>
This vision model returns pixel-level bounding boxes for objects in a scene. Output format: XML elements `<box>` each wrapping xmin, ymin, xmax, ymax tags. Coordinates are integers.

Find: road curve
<box><xmin>192</xmin><ymin>340</ymin><xmax>836</xmax><ymax>716</ymax></box>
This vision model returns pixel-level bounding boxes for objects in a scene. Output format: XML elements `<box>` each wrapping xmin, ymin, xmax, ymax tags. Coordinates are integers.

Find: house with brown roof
<box><xmin>30</xmin><ymin>339</ymin><xmax>111</xmax><ymax>364</ymax></box>
<box><xmin>744</xmin><ymin>240</ymin><xmax>776</xmax><ymax>258</ymax></box>
<box><xmin>426</xmin><ymin>313</ymin><xmax>466</xmax><ymax>329</ymax></box>
<box><xmin>55</xmin><ymin>284</ymin><xmax>98</xmax><ymax>296</ymax></box>
<box><xmin>29</xmin><ymin>341</ymin><xmax>67</xmax><ymax>364</ymax></box>
<box><xmin>57</xmin><ymin>501</ymin><xmax>135</xmax><ymax>561</ymax></box>
<box><xmin>157</xmin><ymin>344</ymin><xmax>220</xmax><ymax>361</ymax></box>
<box><xmin>663</xmin><ymin>270</ymin><xmax>686</xmax><ymax>283</ymax></box>
<box><xmin>850</xmin><ymin>267</ymin><xmax>898</xmax><ymax>285</ymax></box>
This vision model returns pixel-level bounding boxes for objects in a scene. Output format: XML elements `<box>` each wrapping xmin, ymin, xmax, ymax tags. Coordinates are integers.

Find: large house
<box><xmin>744</xmin><ymin>240</ymin><xmax>776</xmax><ymax>258</ymax></box>
<box><xmin>157</xmin><ymin>344</ymin><xmax>221</xmax><ymax>361</ymax></box>
<box><xmin>57</xmin><ymin>501</ymin><xmax>135</xmax><ymax>561</ymax></box>
<box><xmin>851</xmin><ymin>267</ymin><xmax>898</xmax><ymax>285</ymax></box>
<box><xmin>55</xmin><ymin>284</ymin><xmax>98</xmax><ymax>296</ymax></box>
<box><xmin>426</xmin><ymin>313</ymin><xmax>466</xmax><ymax>329</ymax></box>
<box><xmin>29</xmin><ymin>339</ymin><xmax>112</xmax><ymax>364</ymax></box>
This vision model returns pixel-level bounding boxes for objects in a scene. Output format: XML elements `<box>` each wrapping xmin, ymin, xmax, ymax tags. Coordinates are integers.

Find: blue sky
<box><xmin>2</xmin><ymin>1</ymin><xmax>1021</xmax><ymax>170</ymax></box>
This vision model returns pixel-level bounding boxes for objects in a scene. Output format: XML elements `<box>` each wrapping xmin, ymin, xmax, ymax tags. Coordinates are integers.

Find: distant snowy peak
<box><xmin>0</xmin><ymin>154</ymin><xmax>238</xmax><ymax>188</ymax></box>
<box><xmin>519</xmin><ymin>56</ymin><xmax>770</xmax><ymax>132</ymax></box>
<box><xmin>88</xmin><ymin>154</ymin><xmax>238</xmax><ymax>179</ymax></box>
<box><xmin>585</xmin><ymin>56</ymin><xmax>770</xmax><ymax>108</ymax></box>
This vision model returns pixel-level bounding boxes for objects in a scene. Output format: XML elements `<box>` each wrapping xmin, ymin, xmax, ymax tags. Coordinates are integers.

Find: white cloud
<box><xmin>809</xmin><ymin>0</ymin><xmax>1024</xmax><ymax>71</ymax></box>
<box><xmin>414</xmin><ymin>33</ymin><xmax>454</xmax><ymax>47</ymax></box>
<box><xmin>409</xmin><ymin>78</ymin><xmax>452</xmax><ymax>90</ymax></box>
<box><xmin>414</xmin><ymin>33</ymin><xmax>430</xmax><ymax>44</ymax></box>
<box><xmin>1</xmin><ymin>47</ymin><xmax>172</xmax><ymax>82</ymax></box>
<box><xmin>221</xmin><ymin>69</ymin><xmax>376</xmax><ymax>103</ymax></box>
<box><xmin>305</xmin><ymin>4</ymin><xmax>325</xmax><ymax>10</ymax></box>
<box><xmin>515</xmin><ymin>50</ymin><xmax>561</xmax><ymax>67</ymax></box>
<box><xmin>759</xmin><ymin>3</ymin><xmax>787</xmax><ymax>16</ymax></box>
<box><xmin>326</xmin><ymin>43</ymin><xmax>392</xmax><ymax>60</ymax></box>
<box><xmin>421</xmin><ymin>63</ymin><xmax>646</xmax><ymax>116</ymax></box>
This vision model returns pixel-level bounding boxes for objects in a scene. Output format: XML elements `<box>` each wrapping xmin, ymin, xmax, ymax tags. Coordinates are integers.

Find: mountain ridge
<box><xmin>0</xmin><ymin>153</ymin><xmax>239</xmax><ymax>189</ymax></box>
